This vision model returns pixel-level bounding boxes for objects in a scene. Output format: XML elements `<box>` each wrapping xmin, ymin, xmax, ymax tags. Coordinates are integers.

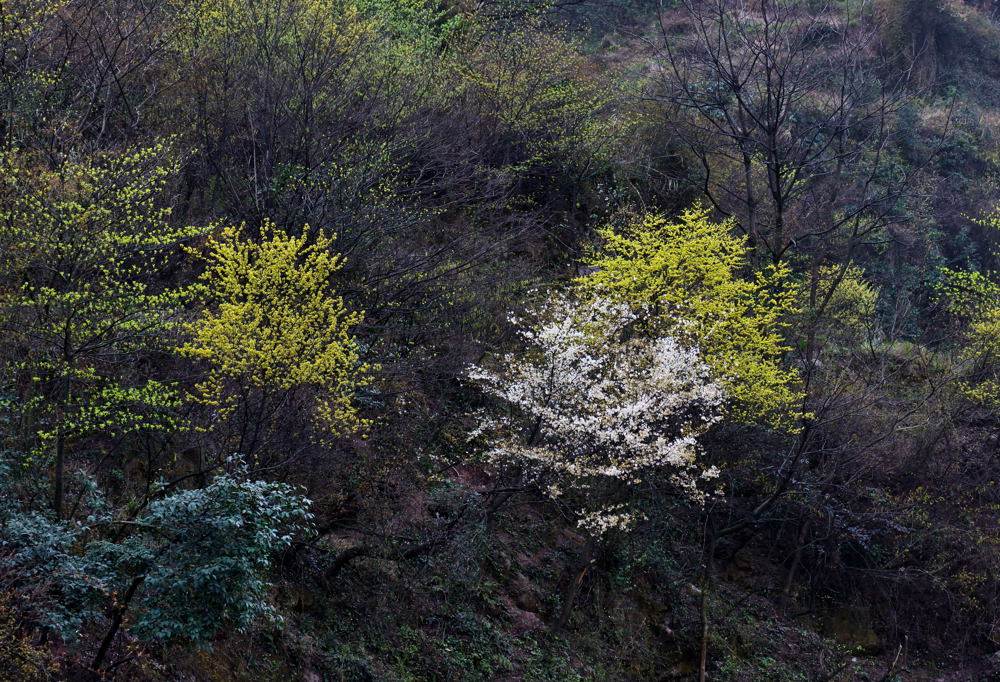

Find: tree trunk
<box><xmin>324</xmin><ymin>545</ymin><xmax>371</xmax><ymax>585</ymax></box>
<box><xmin>699</xmin><ymin>534</ymin><xmax>716</xmax><ymax>682</ymax></box>
<box><xmin>782</xmin><ymin>517</ymin><xmax>812</xmax><ymax>605</ymax></box>
<box><xmin>53</xmin><ymin>433</ymin><xmax>65</xmax><ymax>520</ymax></box>
<box><xmin>92</xmin><ymin>575</ymin><xmax>143</xmax><ymax>672</ymax></box>
<box><xmin>53</xmin><ymin>372</ymin><xmax>71</xmax><ymax>519</ymax></box>
<box><xmin>555</xmin><ymin>535</ymin><xmax>595</xmax><ymax>631</ymax></box>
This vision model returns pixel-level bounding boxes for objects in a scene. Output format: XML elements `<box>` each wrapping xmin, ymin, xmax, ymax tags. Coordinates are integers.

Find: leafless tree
<box><xmin>651</xmin><ymin>0</ymin><xmax>931</xmax><ymax>267</ymax></box>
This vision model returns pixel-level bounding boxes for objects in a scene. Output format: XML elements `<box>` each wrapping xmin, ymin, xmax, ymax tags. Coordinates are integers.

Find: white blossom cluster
<box><xmin>468</xmin><ymin>294</ymin><xmax>725</xmax><ymax>536</ymax></box>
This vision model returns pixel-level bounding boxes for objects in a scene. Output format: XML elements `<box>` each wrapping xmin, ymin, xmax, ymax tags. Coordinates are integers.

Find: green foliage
<box><xmin>932</xmin><ymin>266</ymin><xmax>1000</xmax><ymax>321</ymax></box>
<box><xmin>0</xmin><ymin>451</ymin><xmax>116</xmax><ymax>639</ymax></box>
<box><xmin>389</xmin><ymin>616</ymin><xmax>515</xmax><ymax>680</ymax></box>
<box><xmin>0</xmin><ymin>144</ymin><xmax>199</xmax><ymax>361</ymax></box>
<box><xmin>798</xmin><ymin>264</ymin><xmax>880</xmax><ymax>349</ymax></box>
<box><xmin>0</xmin><ymin>145</ymin><xmax>201</xmax><ymax>513</ymax></box>
<box><xmin>931</xmin><ymin>203</ymin><xmax>1000</xmax><ymax>406</ymax></box>
<box><xmin>522</xmin><ymin>640</ymin><xmax>588</xmax><ymax>682</ymax></box>
<box><xmin>452</xmin><ymin>13</ymin><xmax>636</xmax><ymax>171</ymax></box>
<box><xmin>805</xmin><ymin>265</ymin><xmax>878</xmax><ymax>328</ymax></box>
<box><xmin>356</xmin><ymin>0</ymin><xmax>463</xmax><ymax>55</ymax></box>
<box><xmin>0</xmin><ymin>0</ymin><xmax>65</xmax><ymax>145</ymax></box>
<box><xmin>93</xmin><ymin>468</ymin><xmax>312</xmax><ymax>644</ymax></box>
<box><xmin>173</xmin><ymin>0</ymin><xmax>429</xmax><ymax>158</ymax></box>
<box><xmin>578</xmin><ymin>204</ymin><xmax>802</xmax><ymax>428</ymax></box>
<box><xmin>0</xmin><ymin>451</ymin><xmax>311</xmax><ymax>647</ymax></box>
<box><xmin>939</xmin><ymin>279</ymin><xmax>1000</xmax><ymax>406</ymax></box>
<box><xmin>180</xmin><ymin>0</ymin><xmax>371</xmax><ymax>59</ymax></box>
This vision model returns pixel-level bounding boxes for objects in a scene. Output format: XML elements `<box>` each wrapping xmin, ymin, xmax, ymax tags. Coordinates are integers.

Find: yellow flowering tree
<box><xmin>798</xmin><ymin>263</ymin><xmax>880</xmax><ymax>351</ymax></box>
<box><xmin>577</xmin><ymin>204</ymin><xmax>802</xmax><ymax>428</ymax></box>
<box><xmin>452</xmin><ymin>14</ymin><xmax>634</xmax><ymax>172</ymax></box>
<box><xmin>931</xmin><ymin>266</ymin><xmax>1000</xmax><ymax>407</ymax></box>
<box><xmin>180</xmin><ymin>222</ymin><xmax>371</xmax><ymax>454</ymax></box>
<box><xmin>926</xmin><ymin>204</ymin><xmax>1000</xmax><ymax>407</ymax></box>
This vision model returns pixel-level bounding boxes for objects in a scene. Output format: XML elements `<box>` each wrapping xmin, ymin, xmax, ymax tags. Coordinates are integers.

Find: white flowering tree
<box><xmin>468</xmin><ymin>294</ymin><xmax>725</xmax><ymax>538</ymax></box>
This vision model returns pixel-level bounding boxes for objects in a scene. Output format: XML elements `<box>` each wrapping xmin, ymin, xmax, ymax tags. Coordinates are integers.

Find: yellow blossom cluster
<box><xmin>180</xmin><ymin>222</ymin><xmax>371</xmax><ymax>436</ymax></box>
